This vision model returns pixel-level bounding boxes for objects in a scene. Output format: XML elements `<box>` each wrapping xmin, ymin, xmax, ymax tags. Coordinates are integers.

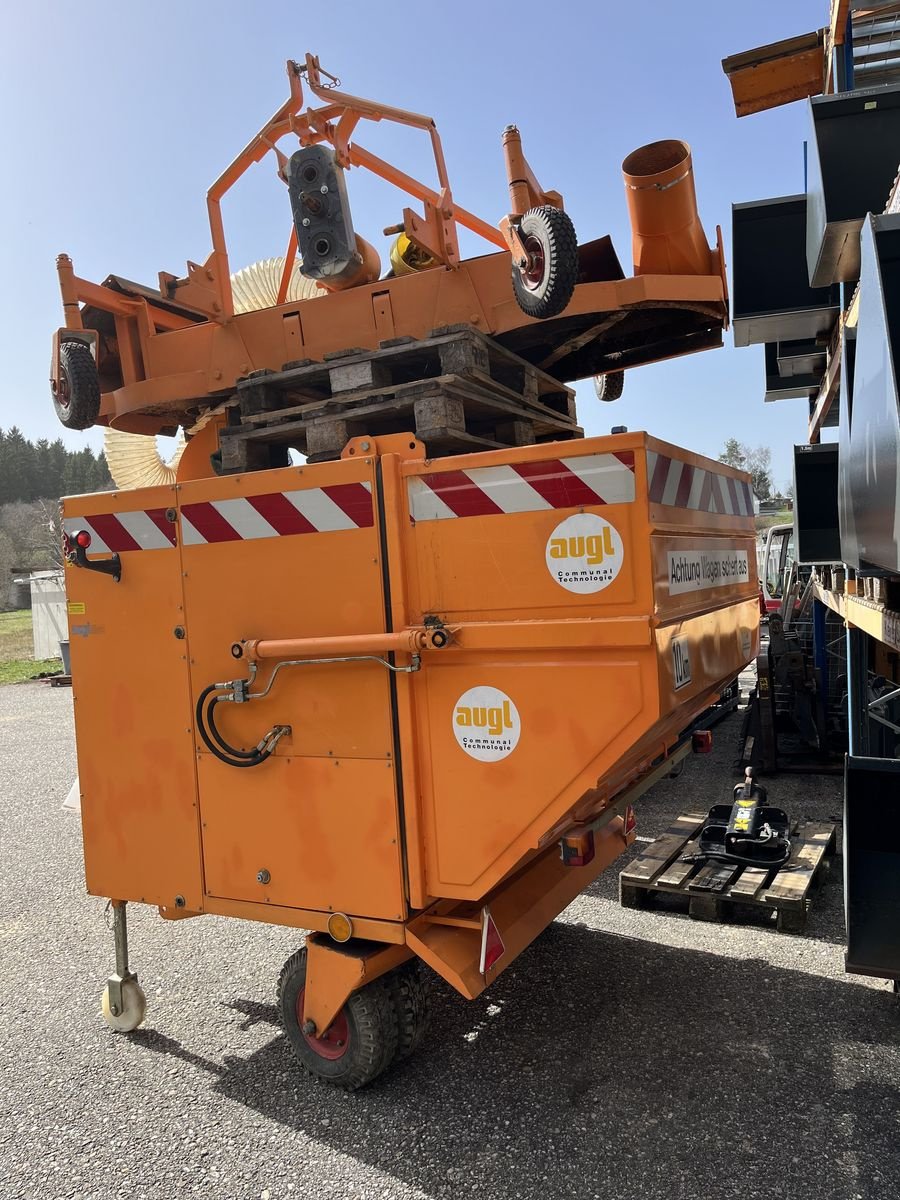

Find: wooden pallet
<box><xmin>218</xmin><ymin>325</ymin><xmax>581</xmax><ymax>469</ymax></box>
<box><xmin>619</xmin><ymin>812</ymin><xmax>837</xmax><ymax>932</ymax></box>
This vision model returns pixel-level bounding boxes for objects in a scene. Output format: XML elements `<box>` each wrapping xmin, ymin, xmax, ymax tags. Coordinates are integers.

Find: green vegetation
<box><xmin>0</xmin><ymin>426</ymin><xmax>111</xmax><ymax>504</ymax></box>
<box><xmin>0</xmin><ymin>610</ymin><xmax>61</xmax><ymax>685</ymax></box>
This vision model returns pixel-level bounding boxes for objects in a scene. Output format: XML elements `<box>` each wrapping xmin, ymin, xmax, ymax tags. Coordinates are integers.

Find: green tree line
<box><xmin>0</xmin><ymin>426</ymin><xmax>112</xmax><ymax>503</ymax></box>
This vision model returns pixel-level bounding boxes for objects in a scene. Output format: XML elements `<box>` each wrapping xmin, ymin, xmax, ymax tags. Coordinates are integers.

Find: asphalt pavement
<box><xmin>1</xmin><ymin>680</ymin><xmax>898</xmax><ymax>1200</ymax></box>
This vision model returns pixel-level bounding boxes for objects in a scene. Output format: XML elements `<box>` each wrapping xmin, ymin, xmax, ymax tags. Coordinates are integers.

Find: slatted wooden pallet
<box><xmin>218</xmin><ymin>325</ymin><xmax>581</xmax><ymax>469</ymax></box>
<box><xmin>619</xmin><ymin>812</ymin><xmax>837</xmax><ymax>932</ymax></box>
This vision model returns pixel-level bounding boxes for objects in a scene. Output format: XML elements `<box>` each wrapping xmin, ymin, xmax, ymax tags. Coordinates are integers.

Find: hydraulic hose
<box><xmin>195</xmin><ymin>684</ymin><xmax>270</xmax><ymax>769</ymax></box>
<box><xmin>207</xmin><ymin>696</ymin><xmax>271</xmax><ymax>765</ymax></box>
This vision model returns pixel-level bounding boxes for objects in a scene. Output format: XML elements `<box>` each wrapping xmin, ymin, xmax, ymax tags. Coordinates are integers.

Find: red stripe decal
<box><xmin>181</xmin><ymin>502</ymin><xmax>241</xmax><ymax>543</ymax></box>
<box><xmin>649</xmin><ymin>455</ymin><xmax>671</xmax><ymax>504</ymax></box>
<box><xmin>725</xmin><ymin>476</ymin><xmax>740</xmax><ymax>514</ymax></box>
<box><xmin>421</xmin><ymin>471</ymin><xmax>504</xmax><ymax>517</ymax></box>
<box><xmin>714</xmin><ymin>475</ymin><xmax>729</xmax><ymax>514</ymax></box>
<box><xmin>87</xmin><ymin>512</ymin><xmax>140</xmax><ymax>553</ymax></box>
<box><xmin>613</xmin><ymin>450</ymin><xmax>635</xmax><ymax>470</ymax></box>
<box><xmin>674</xmin><ymin>462</ymin><xmax>694</xmax><ymax>509</ymax></box>
<box><xmin>248</xmin><ymin>492</ymin><xmax>317</xmax><ymax>536</ymax></box>
<box><xmin>323</xmin><ymin>483</ymin><xmax>375</xmax><ymax>527</ymax></box>
<box><xmin>698</xmin><ymin>472</ymin><xmax>714</xmax><ymax>514</ymax></box>
<box><xmin>145</xmin><ymin>508</ymin><xmax>177</xmax><ymax>545</ymax></box>
<box><xmin>511</xmin><ymin>459</ymin><xmax>604</xmax><ymax>508</ymax></box>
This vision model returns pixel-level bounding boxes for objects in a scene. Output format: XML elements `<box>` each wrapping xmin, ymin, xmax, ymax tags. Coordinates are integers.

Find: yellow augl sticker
<box><xmin>545</xmin><ymin>512</ymin><xmax>624</xmax><ymax>594</ymax></box>
<box><xmin>67</xmin><ymin>601</ymin><xmax>86</xmax><ymax>616</ymax></box>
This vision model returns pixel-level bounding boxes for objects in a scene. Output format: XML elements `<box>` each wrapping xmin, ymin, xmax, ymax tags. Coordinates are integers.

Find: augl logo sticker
<box><xmin>545</xmin><ymin>512</ymin><xmax>624</xmax><ymax>594</ymax></box>
<box><xmin>453</xmin><ymin>686</ymin><xmax>520</xmax><ymax>761</ymax></box>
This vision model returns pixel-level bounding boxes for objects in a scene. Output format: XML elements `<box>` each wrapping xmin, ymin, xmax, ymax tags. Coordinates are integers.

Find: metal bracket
<box><xmin>69</xmin><ymin>537</ymin><xmax>121</xmax><ymax>583</ymax></box>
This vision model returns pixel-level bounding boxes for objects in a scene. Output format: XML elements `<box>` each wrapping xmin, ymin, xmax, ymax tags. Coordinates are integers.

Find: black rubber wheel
<box><xmin>593</xmin><ymin>370</ymin><xmax>624</xmax><ymax>402</ymax></box>
<box><xmin>278</xmin><ymin>948</ymin><xmax>399</xmax><ymax>1090</ymax></box>
<box><xmin>53</xmin><ymin>340</ymin><xmax>101</xmax><ymax>430</ymax></box>
<box><xmin>386</xmin><ymin>959</ymin><xmax>431</xmax><ymax>1061</ymax></box>
<box><xmin>510</xmin><ymin>206</ymin><xmax>578</xmax><ymax>319</ymax></box>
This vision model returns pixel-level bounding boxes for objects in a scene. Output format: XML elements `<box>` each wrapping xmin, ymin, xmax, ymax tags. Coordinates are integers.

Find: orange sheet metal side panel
<box><xmin>61</xmin><ymin>485</ymin><xmax>203</xmax><ymax>909</ymax></box>
<box><xmin>645</xmin><ymin>437</ymin><xmax>760</xmax><ymax>713</ymax></box>
<box><xmin>392</xmin><ymin>435</ymin><xmax>658</xmax><ymax>899</ymax></box>
<box><xmin>176</xmin><ymin>459</ymin><xmax>407</xmax><ymax>922</ymax></box>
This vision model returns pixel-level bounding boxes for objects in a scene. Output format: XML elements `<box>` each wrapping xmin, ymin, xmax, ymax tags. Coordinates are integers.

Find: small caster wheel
<box><xmin>511</xmin><ymin>206</ymin><xmax>578</xmax><ymax>319</ymax></box>
<box><xmin>52</xmin><ymin>340</ymin><xmax>101</xmax><ymax>430</ymax></box>
<box><xmin>101</xmin><ymin>979</ymin><xmax>147</xmax><ymax>1033</ymax></box>
<box><xmin>593</xmin><ymin>370</ymin><xmax>624</xmax><ymax>402</ymax></box>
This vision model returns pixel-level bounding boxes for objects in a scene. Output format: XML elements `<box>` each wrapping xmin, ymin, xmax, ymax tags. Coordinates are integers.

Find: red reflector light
<box><xmin>479</xmin><ymin>907</ymin><xmax>505</xmax><ymax>975</ymax></box>
<box><xmin>560</xmin><ymin>830</ymin><xmax>595</xmax><ymax>867</ymax></box>
<box><xmin>624</xmin><ymin>804</ymin><xmax>637</xmax><ymax>836</ymax></box>
<box><xmin>75</xmin><ymin>530</ymin><xmax>92</xmax><ymax>549</ymax></box>
<box><xmin>692</xmin><ymin>730</ymin><xmax>713</xmax><ymax>754</ymax></box>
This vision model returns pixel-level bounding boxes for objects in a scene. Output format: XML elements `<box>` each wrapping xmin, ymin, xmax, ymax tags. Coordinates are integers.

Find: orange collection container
<box><xmin>63</xmin><ymin>427</ymin><xmax>757</xmax><ymax>1085</ymax></box>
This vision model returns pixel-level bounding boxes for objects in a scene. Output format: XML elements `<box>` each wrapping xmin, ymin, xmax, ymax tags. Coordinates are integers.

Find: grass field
<box><xmin>0</xmin><ymin>611</ymin><xmax>61</xmax><ymax>685</ymax></box>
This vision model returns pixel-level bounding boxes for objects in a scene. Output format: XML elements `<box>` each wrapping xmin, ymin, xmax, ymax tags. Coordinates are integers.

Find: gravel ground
<box><xmin>1</xmin><ymin>681</ymin><xmax>898</xmax><ymax>1200</ymax></box>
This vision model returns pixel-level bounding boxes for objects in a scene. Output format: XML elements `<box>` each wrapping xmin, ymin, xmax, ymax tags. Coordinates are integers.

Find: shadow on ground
<box><xmin>132</xmin><ymin>923</ymin><xmax>900</xmax><ymax>1200</ymax></box>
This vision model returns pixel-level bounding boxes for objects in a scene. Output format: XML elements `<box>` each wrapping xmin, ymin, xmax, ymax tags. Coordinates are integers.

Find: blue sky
<box><xmin>0</xmin><ymin>1</ymin><xmax>827</xmax><ymax>489</ymax></box>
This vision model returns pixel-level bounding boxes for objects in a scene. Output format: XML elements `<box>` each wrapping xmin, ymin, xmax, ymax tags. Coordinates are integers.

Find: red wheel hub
<box><xmin>297</xmin><ymin>988</ymin><xmax>350</xmax><ymax>1061</ymax></box>
<box><xmin>520</xmin><ymin>234</ymin><xmax>546</xmax><ymax>291</ymax></box>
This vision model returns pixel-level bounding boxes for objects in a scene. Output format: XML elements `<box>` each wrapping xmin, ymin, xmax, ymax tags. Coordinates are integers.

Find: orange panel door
<box><xmin>63</xmin><ymin>486</ymin><xmax>204</xmax><ymax>910</ymax></box>
<box><xmin>177</xmin><ymin>458</ymin><xmax>407</xmax><ymax>922</ymax></box>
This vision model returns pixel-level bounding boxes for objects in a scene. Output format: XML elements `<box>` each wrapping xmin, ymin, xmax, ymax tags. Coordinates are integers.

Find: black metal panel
<box><xmin>793</xmin><ymin>443</ymin><xmax>840</xmax><ymax>563</ymax></box>
<box><xmin>777</xmin><ymin>339</ymin><xmax>826</xmax><ymax>378</ymax></box>
<box><xmin>732</xmin><ymin>196</ymin><xmax>840</xmax><ymax>347</ymax></box>
<box><xmin>845</xmin><ymin>756</ymin><xmax>900</xmax><ymax>981</ymax></box>
<box><xmin>838</xmin><ymin>324</ymin><xmax>858</xmax><ymax>566</ymax></box>
<box><xmin>840</xmin><ymin>214</ymin><xmax>900</xmax><ymax>572</ymax></box>
<box><xmin>806</xmin><ymin>85</ymin><xmax>900</xmax><ymax>287</ymax></box>
<box><xmin>763</xmin><ymin>343</ymin><xmax>819</xmax><ymax>401</ymax></box>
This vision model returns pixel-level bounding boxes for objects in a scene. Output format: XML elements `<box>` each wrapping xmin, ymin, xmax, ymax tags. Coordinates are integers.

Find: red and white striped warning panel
<box><xmin>63</xmin><ymin>483</ymin><xmax>374</xmax><ymax>552</ymax></box>
<box><xmin>63</xmin><ymin>509</ymin><xmax>176</xmax><ymax>553</ymax></box>
<box><xmin>646</xmin><ymin>451</ymin><xmax>754</xmax><ymax>518</ymax></box>
<box><xmin>407</xmin><ymin>452</ymin><xmax>636</xmax><ymax>522</ymax></box>
<box><xmin>180</xmin><ymin>483</ymin><xmax>373</xmax><ymax>545</ymax></box>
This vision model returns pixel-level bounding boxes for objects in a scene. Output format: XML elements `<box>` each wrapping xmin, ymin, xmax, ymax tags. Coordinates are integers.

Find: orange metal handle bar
<box><xmin>242</xmin><ymin>628</ymin><xmax>450</xmax><ymax>661</ymax></box>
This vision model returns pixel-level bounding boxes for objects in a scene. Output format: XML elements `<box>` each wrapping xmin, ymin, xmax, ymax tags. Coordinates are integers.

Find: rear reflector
<box><xmin>560</xmin><ymin>830</ymin><xmax>595</xmax><ymax>867</ymax></box>
<box><xmin>479</xmin><ymin>907</ymin><xmax>505</xmax><ymax>975</ymax></box>
<box><xmin>692</xmin><ymin>730</ymin><xmax>713</xmax><ymax>754</ymax></box>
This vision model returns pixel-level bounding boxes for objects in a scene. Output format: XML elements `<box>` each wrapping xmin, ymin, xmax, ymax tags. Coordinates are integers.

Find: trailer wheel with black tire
<box><xmin>511</xmin><ymin>206</ymin><xmax>578</xmax><ymax>319</ymax></box>
<box><xmin>386</xmin><ymin>958</ymin><xmax>430</xmax><ymax>1060</ymax></box>
<box><xmin>278</xmin><ymin>947</ymin><xmax>400</xmax><ymax>1090</ymax></box>
<box><xmin>593</xmin><ymin>370</ymin><xmax>625</xmax><ymax>402</ymax></box>
<box><xmin>52</xmin><ymin>340</ymin><xmax>101</xmax><ymax>430</ymax></box>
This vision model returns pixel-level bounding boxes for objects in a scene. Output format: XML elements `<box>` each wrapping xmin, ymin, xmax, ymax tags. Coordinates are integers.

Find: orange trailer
<box><xmin>63</xmin><ymin>425</ymin><xmax>757</xmax><ymax>1087</ymax></box>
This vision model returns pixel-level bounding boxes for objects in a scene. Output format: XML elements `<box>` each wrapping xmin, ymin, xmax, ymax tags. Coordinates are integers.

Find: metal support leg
<box><xmin>107</xmin><ymin>901</ymin><xmax>137</xmax><ymax>1017</ymax></box>
<box><xmin>813</xmin><ymin>598</ymin><xmax>829</xmax><ymax>706</ymax></box>
<box><xmin>846</xmin><ymin>625</ymin><xmax>869</xmax><ymax>757</ymax></box>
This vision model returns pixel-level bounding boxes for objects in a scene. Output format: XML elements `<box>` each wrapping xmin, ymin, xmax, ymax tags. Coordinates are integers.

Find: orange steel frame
<box><xmin>53</xmin><ymin>54</ymin><xmax>729</xmax><ymax>436</ymax></box>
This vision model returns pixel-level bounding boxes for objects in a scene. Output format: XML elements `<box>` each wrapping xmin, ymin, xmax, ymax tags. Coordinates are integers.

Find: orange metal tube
<box><xmin>244</xmin><ymin>629</ymin><xmax>432</xmax><ymax>660</ymax></box>
<box><xmin>622</xmin><ymin>139</ymin><xmax>714</xmax><ymax>277</ymax></box>
<box><xmin>501</xmin><ymin>125</ymin><xmax>533</xmax><ymax>217</ymax></box>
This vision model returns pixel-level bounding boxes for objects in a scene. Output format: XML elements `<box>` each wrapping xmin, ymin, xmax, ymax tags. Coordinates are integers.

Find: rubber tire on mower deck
<box><xmin>53</xmin><ymin>340</ymin><xmax>101</xmax><ymax>430</ymax></box>
<box><xmin>593</xmin><ymin>370</ymin><xmax>625</xmax><ymax>402</ymax></box>
<box><xmin>278</xmin><ymin>947</ymin><xmax>399</xmax><ymax>1090</ymax></box>
<box><xmin>511</xmin><ymin>206</ymin><xmax>578</xmax><ymax>320</ymax></box>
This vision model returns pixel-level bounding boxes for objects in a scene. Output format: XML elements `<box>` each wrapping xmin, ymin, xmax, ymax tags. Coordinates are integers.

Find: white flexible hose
<box><xmin>105</xmin><ymin>258</ymin><xmax>318</xmax><ymax>489</ymax></box>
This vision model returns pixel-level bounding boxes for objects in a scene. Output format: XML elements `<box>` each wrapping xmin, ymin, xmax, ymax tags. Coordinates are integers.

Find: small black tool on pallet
<box><xmin>690</xmin><ymin>768</ymin><xmax>791</xmax><ymax>868</ymax></box>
